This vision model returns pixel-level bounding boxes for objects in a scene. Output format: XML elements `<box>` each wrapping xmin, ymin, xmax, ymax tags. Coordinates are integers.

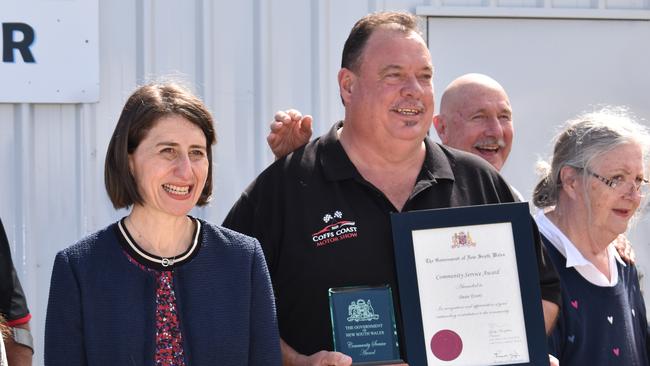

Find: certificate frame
<box><xmin>390</xmin><ymin>202</ymin><xmax>548</xmax><ymax>365</ymax></box>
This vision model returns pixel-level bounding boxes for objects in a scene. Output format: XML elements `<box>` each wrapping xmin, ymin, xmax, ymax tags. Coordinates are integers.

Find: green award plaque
<box><xmin>329</xmin><ymin>285</ymin><xmax>402</xmax><ymax>365</ymax></box>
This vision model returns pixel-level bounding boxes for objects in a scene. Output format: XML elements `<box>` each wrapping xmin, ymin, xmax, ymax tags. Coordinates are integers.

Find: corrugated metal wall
<box><xmin>1</xmin><ymin>0</ymin><xmax>649</xmax><ymax>363</ymax></box>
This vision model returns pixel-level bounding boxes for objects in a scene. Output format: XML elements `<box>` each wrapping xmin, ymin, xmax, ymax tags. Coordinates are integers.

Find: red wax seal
<box><xmin>430</xmin><ymin>329</ymin><xmax>463</xmax><ymax>361</ymax></box>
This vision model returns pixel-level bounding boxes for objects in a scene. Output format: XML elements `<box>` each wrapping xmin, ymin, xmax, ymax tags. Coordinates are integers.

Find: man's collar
<box><xmin>422</xmin><ymin>137</ymin><xmax>455</xmax><ymax>182</ymax></box>
<box><xmin>319</xmin><ymin>121</ymin><xmax>455</xmax><ymax>183</ymax></box>
<box><xmin>320</xmin><ymin>121</ymin><xmax>359</xmax><ymax>181</ymax></box>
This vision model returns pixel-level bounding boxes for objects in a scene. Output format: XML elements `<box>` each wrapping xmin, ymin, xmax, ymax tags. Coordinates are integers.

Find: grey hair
<box><xmin>533</xmin><ymin>106</ymin><xmax>650</xmax><ymax>209</ymax></box>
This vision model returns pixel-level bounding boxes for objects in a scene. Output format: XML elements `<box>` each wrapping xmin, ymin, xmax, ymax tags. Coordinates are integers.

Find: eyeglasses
<box><xmin>586</xmin><ymin>169</ymin><xmax>649</xmax><ymax>197</ymax></box>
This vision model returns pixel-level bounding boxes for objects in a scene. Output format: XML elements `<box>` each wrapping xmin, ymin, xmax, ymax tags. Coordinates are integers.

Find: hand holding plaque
<box><xmin>329</xmin><ymin>285</ymin><xmax>403</xmax><ymax>365</ymax></box>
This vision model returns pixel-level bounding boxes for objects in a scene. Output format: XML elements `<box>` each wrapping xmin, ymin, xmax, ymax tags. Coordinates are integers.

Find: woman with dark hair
<box><xmin>44</xmin><ymin>82</ymin><xmax>281</xmax><ymax>366</ymax></box>
<box><xmin>533</xmin><ymin>107</ymin><xmax>650</xmax><ymax>365</ymax></box>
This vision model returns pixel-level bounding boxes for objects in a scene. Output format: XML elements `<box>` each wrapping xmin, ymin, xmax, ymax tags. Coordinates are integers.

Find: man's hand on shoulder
<box><xmin>268</xmin><ymin>109</ymin><xmax>313</xmax><ymax>160</ymax></box>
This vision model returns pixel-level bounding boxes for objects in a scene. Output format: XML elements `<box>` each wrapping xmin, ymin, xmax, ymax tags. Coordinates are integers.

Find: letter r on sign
<box><xmin>3</xmin><ymin>23</ymin><xmax>36</xmax><ymax>63</ymax></box>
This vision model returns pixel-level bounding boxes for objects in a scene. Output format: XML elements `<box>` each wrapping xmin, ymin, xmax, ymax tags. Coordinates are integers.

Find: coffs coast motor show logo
<box><xmin>312</xmin><ymin>210</ymin><xmax>358</xmax><ymax>247</ymax></box>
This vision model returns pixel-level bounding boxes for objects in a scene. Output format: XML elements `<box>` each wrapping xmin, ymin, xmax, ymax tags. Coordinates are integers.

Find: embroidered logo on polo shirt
<box><xmin>311</xmin><ymin>210</ymin><xmax>358</xmax><ymax>247</ymax></box>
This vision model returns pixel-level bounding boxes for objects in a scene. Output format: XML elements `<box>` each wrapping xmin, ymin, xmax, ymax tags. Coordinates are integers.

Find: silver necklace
<box><xmin>120</xmin><ymin>217</ymin><xmax>199</xmax><ymax>267</ymax></box>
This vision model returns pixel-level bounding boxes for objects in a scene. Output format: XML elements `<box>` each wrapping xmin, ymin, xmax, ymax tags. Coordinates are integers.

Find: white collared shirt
<box><xmin>535</xmin><ymin>210</ymin><xmax>626</xmax><ymax>287</ymax></box>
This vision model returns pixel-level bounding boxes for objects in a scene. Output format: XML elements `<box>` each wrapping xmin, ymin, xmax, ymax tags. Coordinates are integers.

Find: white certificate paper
<box><xmin>411</xmin><ymin>222</ymin><xmax>529</xmax><ymax>365</ymax></box>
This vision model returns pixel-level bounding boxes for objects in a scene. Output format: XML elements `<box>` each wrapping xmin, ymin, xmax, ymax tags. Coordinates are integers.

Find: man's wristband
<box><xmin>10</xmin><ymin>327</ymin><xmax>34</xmax><ymax>354</ymax></box>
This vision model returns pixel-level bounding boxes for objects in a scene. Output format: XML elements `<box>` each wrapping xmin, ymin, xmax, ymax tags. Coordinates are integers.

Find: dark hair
<box><xmin>341</xmin><ymin>11</ymin><xmax>421</xmax><ymax>72</ymax></box>
<box><xmin>104</xmin><ymin>82</ymin><xmax>216</xmax><ymax>209</ymax></box>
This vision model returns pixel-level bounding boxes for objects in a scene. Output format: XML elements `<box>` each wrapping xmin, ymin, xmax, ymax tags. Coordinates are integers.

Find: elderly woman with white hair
<box><xmin>533</xmin><ymin>107</ymin><xmax>650</xmax><ymax>365</ymax></box>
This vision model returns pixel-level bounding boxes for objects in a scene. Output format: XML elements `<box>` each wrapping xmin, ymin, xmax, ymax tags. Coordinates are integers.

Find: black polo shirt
<box><xmin>0</xmin><ymin>218</ymin><xmax>31</xmax><ymax>326</ymax></box>
<box><xmin>224</xmin><ymin>121</ymin><xmax>560</xmax><ymax>357</ymax></box>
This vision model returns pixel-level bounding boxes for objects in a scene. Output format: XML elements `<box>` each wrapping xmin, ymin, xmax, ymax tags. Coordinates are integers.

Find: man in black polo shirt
<box><xmin>224</xmin><ymin>11</ymin><xmax>560</xmax><ymax>366</ymax></box>
<box><xmin>1</xmin><ymin>218</ymin><xmax>33</xmax><ymax>366</ymax></box>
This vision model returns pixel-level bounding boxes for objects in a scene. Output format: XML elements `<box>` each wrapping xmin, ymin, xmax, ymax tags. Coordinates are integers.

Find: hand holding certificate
<box><xmin>391</xmin><ymin>202</ymin><xmax>548</xmax><ymax>366</ymax></box>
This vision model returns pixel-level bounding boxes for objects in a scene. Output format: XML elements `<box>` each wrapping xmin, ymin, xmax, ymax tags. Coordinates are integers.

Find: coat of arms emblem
<box><xmin>347</xmin><ymin>299</ymin><xmax>380</xmax><ymax>322</ymax></box>
<box><xmin>452</xmin><ymin>231</ymin><xmax>476</xmax><ymax>248</ymax></box>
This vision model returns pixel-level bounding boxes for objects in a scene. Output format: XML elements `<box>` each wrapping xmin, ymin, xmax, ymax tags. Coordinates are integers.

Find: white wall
<box><xmin>1</xmin><ymin>0</ymin><xmax>649</xmax><ymax>363</ymax></box>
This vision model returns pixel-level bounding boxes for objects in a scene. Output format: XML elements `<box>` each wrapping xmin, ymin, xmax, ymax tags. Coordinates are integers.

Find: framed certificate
<box><xmin>390</xmin><ymin>202</ymin><xmax>548</xmax><ymax>366</ymax></box>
